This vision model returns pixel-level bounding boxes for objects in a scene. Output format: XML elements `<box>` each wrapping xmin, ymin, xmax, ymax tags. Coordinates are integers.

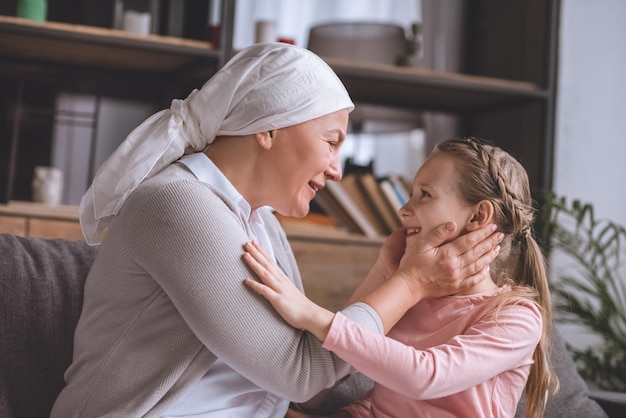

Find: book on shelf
<box><xmin>340</xmin><ymin>173</ymin><xmax>389</xmax><ymax>236</ymax></box>
<box><xmin>322</xmin><ymin>180</ymin><xmax>381</xmax><ymax>239</ymax></box>
<box><xmin>314</xmin><ymin>187</ymin><xmax>362</xmax><ymax>235</ymax></box>
<box><xmin>378</xmin><ymin>177</ymin><xmax>405</xmax><ymax>215</ymax></box>
<box><xmin>394</xmin><ymin>174</ymin><xmax>413</xmax><ymax>197</ymax></box>
<box><xmin>386</xmin><ymin>174</ymin><xmax>411</xmax><ymax>205</ymax></box>
<box><xmin>357</xmin><ymin>173</ymin><xmax>402</xmax><ymax>233</ymax></box>
<box><xmin>311</xmin><ymin>172</ymin><xmax>413</xmax><ymax>239</ymax></box>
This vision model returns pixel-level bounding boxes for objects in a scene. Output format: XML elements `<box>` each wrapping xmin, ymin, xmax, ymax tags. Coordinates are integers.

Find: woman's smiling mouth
<box><xmin>309</xmin><ymin>182</ymin><xmax>320</xmax><ymax>192</ymax></box>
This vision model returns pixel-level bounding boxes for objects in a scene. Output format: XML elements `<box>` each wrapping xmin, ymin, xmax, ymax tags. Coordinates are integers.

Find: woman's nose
<box><xmin>325</xmin><ymin>155</ymin><xmax>343</xmax><ymax>181</ymax></box>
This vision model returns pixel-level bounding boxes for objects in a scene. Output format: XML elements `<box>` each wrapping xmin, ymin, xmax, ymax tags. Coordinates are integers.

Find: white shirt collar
<box><xmin>178</xmin><ymin>152</ymin><xmax>275</xmax><ymax>261</ymax></box>
<box><xmin>179</xmin><ymin>152</ymin><xmax>249</xmax><ymax>213</ymax></box>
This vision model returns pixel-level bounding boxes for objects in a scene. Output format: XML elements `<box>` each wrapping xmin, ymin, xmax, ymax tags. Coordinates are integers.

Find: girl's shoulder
<box><xmin>454</xmin><ymin>284</ymin><xmax>542</xmax><ymax>325</ymax></box>
<box><xmin>484</xmin><ymin>285</ymin><xmax>543</xmax><ymax>327</ymax></box>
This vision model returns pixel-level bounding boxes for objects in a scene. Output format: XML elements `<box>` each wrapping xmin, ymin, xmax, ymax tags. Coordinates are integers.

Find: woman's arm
<box><xmin>127</xmin><ymin>181</ymin><xmax>350</xmax><ymax>402</ymax></box>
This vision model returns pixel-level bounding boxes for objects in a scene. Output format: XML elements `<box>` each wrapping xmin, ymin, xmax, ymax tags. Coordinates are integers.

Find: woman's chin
<box><xmin>276</xmin><ymin>205</ymin><xmax>309</xmax><ymax>219</ymax></box>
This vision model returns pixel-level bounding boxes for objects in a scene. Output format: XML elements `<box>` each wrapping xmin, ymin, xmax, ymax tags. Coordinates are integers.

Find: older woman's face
<box><xmin>267</xmin><ymin>109</ymin><xmax>349</xmax><ymax>218</ymax></box>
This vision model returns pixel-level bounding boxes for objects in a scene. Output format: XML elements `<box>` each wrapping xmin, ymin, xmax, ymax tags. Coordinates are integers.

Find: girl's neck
<box><xmin>454</xmin><ymin>278</ymin><xmax>498</xmax><ymax>296</ymax></box>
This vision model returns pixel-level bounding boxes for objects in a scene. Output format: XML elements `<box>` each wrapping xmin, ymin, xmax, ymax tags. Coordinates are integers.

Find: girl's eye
<box><xmin>421</xmin><ymin>189</ymin><xmax>431</xmax><ymax>198</ymax></box>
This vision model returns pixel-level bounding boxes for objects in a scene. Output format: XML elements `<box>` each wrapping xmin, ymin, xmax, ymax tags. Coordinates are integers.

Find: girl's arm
<box><xmin>323</xmin><ymin>302</ymin><xmax>542</xmax><ymax>400</ymax></box>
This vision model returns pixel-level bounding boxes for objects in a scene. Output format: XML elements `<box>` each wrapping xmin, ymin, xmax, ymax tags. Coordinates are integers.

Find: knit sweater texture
<box><xmin>51</xmin><ymin>164</ymin><xmax>382</xmax><ymax>417</ymax></box>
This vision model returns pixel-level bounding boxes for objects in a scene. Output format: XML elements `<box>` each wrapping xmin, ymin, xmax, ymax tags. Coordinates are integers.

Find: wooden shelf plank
<box><xmin>0</xmin><ymin>16</ymin><xmax>547</xmax><ymax>113</ymax></box>
<box><xmin>0</xmin><ymin>201</ymin><xmax>385</xmax><ymax>246</ymax></box>
<box><xmin>0</xmin><ymin>15</ymin><xmax>218</xmax><ymax>73</ymax></box>
<box><xmin>323</xmin><ymin>57</ymin><xmax>547</xmax><ymax>113</ymax></box>
<box><xmin>0</xmin><ymin>201</ymin><xmax>79</xmax><ymax>222</ymax></box>
<box><xmin>280</xmin><ymin>219</ymin><xmax>385</xmax><ymax>246</ymax></box>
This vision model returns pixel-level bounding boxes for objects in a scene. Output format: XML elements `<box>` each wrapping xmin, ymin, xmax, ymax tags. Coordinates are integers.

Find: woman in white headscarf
<box><xmin>51</xmin><ymin>43</ymin><xmax>501</xmax><ymax>417</ymax></box>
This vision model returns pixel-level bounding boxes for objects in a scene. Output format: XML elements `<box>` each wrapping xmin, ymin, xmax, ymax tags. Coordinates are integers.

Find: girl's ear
<box><xmin>254</xmin><ymin>130</ymin><xmax>277</xmax><ymax>150</ymax></box>
<box><xmin>466</xmin><ymin>200</ymin><xmax>494</xmax><ymax>231</ymax></box>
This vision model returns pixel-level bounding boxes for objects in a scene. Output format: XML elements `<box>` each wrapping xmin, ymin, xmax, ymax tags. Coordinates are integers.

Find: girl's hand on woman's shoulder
<box><xmin>242</xmin><ymin>241</ymin><xmax>335</xmax><ymax>341</ymax></box>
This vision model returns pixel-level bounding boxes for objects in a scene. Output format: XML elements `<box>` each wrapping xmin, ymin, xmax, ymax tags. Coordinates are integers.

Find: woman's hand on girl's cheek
<box><xmin>396</xmin><ymin>222</ymin><xmax>502</xmax><ymax>299</ymax></box>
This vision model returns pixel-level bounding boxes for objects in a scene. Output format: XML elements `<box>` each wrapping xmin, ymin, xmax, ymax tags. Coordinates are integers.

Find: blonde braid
<box><xmin>463</xmin><ymin>138</ymin><xmax>535</xmax><ymax>240</ymax></box>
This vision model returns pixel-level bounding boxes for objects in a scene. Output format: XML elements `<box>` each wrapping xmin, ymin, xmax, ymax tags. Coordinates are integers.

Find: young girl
<box><xmin>243</xmin><ymin>137</ymin><xmax>558</xmax><ymax>418</ymax></box>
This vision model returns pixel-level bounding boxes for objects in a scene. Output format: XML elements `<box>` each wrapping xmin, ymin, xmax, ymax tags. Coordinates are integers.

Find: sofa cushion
<box><xmin>0</xmin><ymin>234</ymin><xmax>97</xmax><ymax>418</ymax></box>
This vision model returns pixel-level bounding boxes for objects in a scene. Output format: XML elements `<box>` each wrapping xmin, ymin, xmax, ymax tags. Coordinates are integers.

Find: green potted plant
<box><xmin>537</xmin><ymin>193</ymin><xmax>626</xmax><ymax>393</ymax></box>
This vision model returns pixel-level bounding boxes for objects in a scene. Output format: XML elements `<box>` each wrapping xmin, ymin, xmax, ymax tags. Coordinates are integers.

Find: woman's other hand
<box><xmin>360</xmin><ymin>222</ymin><xmax>503</xmax><ymax>332</ymax></box>
<box><xmin>397</xmin><ymin>222</ymin><xmax>503</xmax><ymax>299</ymax></box>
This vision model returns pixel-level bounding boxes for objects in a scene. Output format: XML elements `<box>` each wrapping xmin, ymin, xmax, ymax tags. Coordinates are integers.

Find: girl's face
<box><xmin>400</xmin><ymin>152</ymin><xmax>476</xmax><ymax>246</ymax></box>
<box><xmin>265</xmin><ymin>109</ymin><xmax>348</xmax><ymax>218</ymax></box>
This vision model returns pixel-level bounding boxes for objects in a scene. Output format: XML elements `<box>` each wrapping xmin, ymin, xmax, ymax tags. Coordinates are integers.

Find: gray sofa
<box><xmin>0</xmin><ymin>233</ymin><xmax>613</xmax><ymax>417</ymax></box>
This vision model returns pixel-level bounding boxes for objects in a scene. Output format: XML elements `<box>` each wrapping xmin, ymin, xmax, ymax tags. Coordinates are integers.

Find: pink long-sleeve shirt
<box><xmin>324</xmin><ymin>286</ymin><xmax>542</xmax><ymax>418</ymax></box>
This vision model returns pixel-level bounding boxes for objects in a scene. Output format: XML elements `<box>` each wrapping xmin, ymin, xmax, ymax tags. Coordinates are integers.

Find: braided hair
<box><xmin>433</xmin><ymin>137</ymin><xmax>558</xmax><ymax>418</ymax></box>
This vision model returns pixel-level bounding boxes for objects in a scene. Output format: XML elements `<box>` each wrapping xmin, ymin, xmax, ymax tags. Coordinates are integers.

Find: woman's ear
<box><xmin>466</xmin><ymin>200</ymin><xmax>494</xmax><ymax>231</ymax></box>
<box><xmin>254</xmin><ymin>130</ymin><xmax>277</xmax><ymax>150</ymax></box>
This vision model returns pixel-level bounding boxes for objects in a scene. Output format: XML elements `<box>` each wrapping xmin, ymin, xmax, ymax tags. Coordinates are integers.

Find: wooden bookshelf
<box><xmin>0</xmin><ymin>15</ymin><xmax>219</xmax><ymax>73</ymax></box>
<box><xmin>0</xmin><ymin>2</ymin><xmax>236</xmax><ymax>203</ymax></box>
<box><xmin>0</xmin><ymin>0</ymin><xmax>558</xmax><ymax>238</ymax></box>
<box><xmin>0</xmin><ymin>15</ymin><xmax>544</xmax><ymax>105</ymax></box>
<box><xmin>2</xmin><ymin>2</ymin><xmax>556</xmax><ymax>183</ymax></box>
<box><xmin>323</xmin><ymin>57</ymin><xmax>546</xmax><ymax>113</ymax></box>
<box><xmin>0</xmin><ymin>200</ymin><xmax>83</xmax><ymax>240</ymax></box>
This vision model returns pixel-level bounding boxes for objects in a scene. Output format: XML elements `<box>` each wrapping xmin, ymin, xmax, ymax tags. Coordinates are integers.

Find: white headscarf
<box><xmin>79</xmin><ymin>42</ymin><xmax>354</xmax><ymax>245</ymax></box>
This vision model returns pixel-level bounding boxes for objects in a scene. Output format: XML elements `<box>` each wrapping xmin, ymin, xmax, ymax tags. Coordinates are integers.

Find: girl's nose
<box><xmin>399</xmin><ymin>201</ymin><xmax>410</xmax><ymax>219</ymax></box>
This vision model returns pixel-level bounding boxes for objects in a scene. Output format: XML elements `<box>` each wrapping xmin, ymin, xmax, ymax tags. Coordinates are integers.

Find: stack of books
<box><xmin>312</xmin><ymin>172</ymin><xmax>412</xmax><ymax>238</ymax></box>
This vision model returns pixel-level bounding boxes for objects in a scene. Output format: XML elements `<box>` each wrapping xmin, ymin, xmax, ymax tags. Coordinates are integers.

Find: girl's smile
<box><xmin>400</xmin><ymin>152</ymin><xmax>474</xmax><ymax>245</ymax></box>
